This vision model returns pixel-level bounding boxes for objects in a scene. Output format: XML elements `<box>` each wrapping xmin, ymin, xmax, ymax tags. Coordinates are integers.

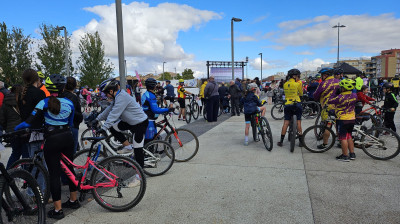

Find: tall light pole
<box><xmin>162</xmin><ymin>62</ymin><xmax>166</xmax><ymax>80</ymax></box>
<box><xmin>115</xmin><ymin>0</ymin><xmax>126</xmax><ymax>90</ymax></box>
<box><xmin>56</xmin><ymin>26</ymin><xmax>69</xmax><ymax>77</ymax></box>
<box><xmin>231</xmin><ymin>17</ymin><xmax>242</xmax><ymax>80</ymax></box>
<box><xmin>332</xmin><ymin>22</ymin><xmax>346</xmax><ymax>65</ymax></box>
<box><xmin>258</xmin><ymin>53</ymin><xmax>263</xmax><ymax>81</ymax></box>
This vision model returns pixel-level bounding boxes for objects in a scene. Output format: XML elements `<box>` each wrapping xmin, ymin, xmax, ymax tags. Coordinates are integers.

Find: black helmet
<box><xmin>145</xmin><ymin>78</ymin><xmax>157</xmax><ymax>89</ymax></box>
<box><xmin>45</xmin><ymin>74</ymin><xmax>66</xmax><ymax>93</ymax></box>
<box><xmin>333</xmin><ymin>68</ymin><xmax>344</xmax><ymax>75</ymax></box>
<box><xmin>287</xmin><ymin>69</ymin><xmax>301</xmax><ymax>79</ymax></box>
<box><xmin>383</xmin><ymin>82</ymin><xmax>394</xmax><ymax>91</ymax></box>
<box><xmin>99</xmin><ymin>78</ymin><xmax>119</xmax><ymax>93</ymax></box>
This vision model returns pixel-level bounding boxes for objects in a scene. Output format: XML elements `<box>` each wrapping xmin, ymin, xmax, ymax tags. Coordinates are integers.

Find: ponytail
<box><xmin>48</xmin><ymin>96</ymin><xmax>61</xmax><ymax>115</ymax></box>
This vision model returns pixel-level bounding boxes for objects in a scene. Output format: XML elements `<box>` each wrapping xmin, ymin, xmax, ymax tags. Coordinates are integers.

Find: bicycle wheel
<box><xmin>303</xmin><ymin>102</ymin><xmax>319</xmax><ymax>119</ymax></box>
<box><xmin>0</xmin><ymin>169</ymin><xmax>46</xmax><ymax>224</ymax></box>
<box><xmin>192</xmin><ymin>102</ymin><xmax>199</xmax><ymax>120</ymax></box>
<box><xmin>10</xmin><ymin>159</ymin><xmax>50</xmax><ymax>204</ymax></box>
<box><xmin>155</xmin><ymin>124</ymin><xmax>171</xmax><ymax>142</ymax></box>
<box><xmin>80</xmin><ymin>128</ymin><xmax>96</xmax><ymax>150</ymax></box>
<box><xmin>360</xmin><ymin>127</ymin><xmax>400</xmax><ymax>160</ymax></box>
<box><xmin>251</xmin><ymin>118</ymin><xmax>258</xmax><ymax>142</ymax></box>
<box><xmin>260</xmin><ymin>117</ymin><xmax>273</xmax><ymax>151</ymax></box>
<box><xmin>301</xmin><ymin>125</ymin><xmax>336</xmax><ymax>153</ymax></box>
<box><xmin>172</xmin><ymin>102</ymin><xmax>180</xmax><ymax>115</ymax></box>
<box><xmin>165</xmin><ymin>128</ymin><xmax>199</xmax><ymax>162</ymax></box>
<box><xmin>185</xmin><ymin>105</ymin><xmax>192</xmax><ymax>124</ymax></box>
<box><xmin>290</xmin><ymin>115</ymin><xmax>297</xmax><ymax>153</ymax></box>
<box><xmin>271</xmin><ymin>103</ymin><xmax>284</xmax><ymax>120</ymax></box>
<box><xmin>73</xmin><ymin>148</ymin><xmax>108</xmax><ymax>176</ymax></box>
<box><xmin>143</xmin><ymin>140</ymin><xmax>175</xmax><ymax>176</ymax></box>
<box><xmin>90</xmin><ymin>155</ymin><xmax>146</xmax><ymax>212</ymax></box>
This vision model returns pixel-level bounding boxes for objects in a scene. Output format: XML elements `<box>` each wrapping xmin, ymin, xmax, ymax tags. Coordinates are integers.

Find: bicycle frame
<box><xmin>155</xmin><ymin>115</ymin><xmax>184</xmax><ymax>147</ymax></box>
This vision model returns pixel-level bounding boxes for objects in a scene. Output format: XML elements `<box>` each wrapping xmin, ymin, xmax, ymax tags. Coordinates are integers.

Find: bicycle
<box><xmin>287</xmin><ymin>102</ymin><xmax>302</xmax><ymax>153</ymax></box>
<box><xmin>301</xmin><ymin>114</ymin><xmax>400</xmax><ymax>160</ymax></box>
<box><xmin>187</xmin><ymin>94</ymin><xmax>200</xmax><ymax>123</ymax></box>
<box><xmin>271</xmin><ymin>99</ymin><xmax>319</xmax><ymax>120</ymax></box>
<box><xmin>0</xmin><ymin>130</ymin><xmax>46</xmax><ymax>223</ymax></box>
<box><xmin>202</xmin><ymin>99</ymin><xmax>223</xmax><ymax>121</ymax></box>
<box><xmin>250</xmin><ymin>106</ymin><xmax>273</xmax><ymax>151</ymax></box>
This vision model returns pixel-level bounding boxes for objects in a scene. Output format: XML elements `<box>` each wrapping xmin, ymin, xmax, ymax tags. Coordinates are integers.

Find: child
<box><xmin>242</xmin><ymin>83</ymin><xmax>266</xmax><ymax>146</ymax></box>
<box><xmin>382</xmin><ymin>83</ymin><xmax>398</xmax><ymax>132</ymax></box>
<box><xmin>328</xmin><ymin>79</ymin><xmax>357</xmax><ymax>162</ymax></box>
<box><xmin>355</xmin><ymin>85</ymin><xmax>375</xmax><ymax>115</ymax></box>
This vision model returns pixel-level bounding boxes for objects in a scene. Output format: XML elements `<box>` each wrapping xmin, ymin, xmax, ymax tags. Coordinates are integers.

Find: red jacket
<box><xmin>356</xmin><ymin>92</ymin><xmax>375</xmax><ymax>106</ymax></box>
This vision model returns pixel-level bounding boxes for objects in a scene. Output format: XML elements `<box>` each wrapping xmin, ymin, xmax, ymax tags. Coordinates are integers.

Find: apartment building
<box><xmin>367</xmin><ymin>49</ymin><xmax>400</xmax><ymax>78</ymax></box>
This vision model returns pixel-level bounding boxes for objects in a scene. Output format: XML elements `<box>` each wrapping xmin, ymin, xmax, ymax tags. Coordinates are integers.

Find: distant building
<box><xmin>367</xmin><ymin>49</ymin><xmax>400</xmax><ymax>78</ymax></box>
<box><xmin>339</xmin><ymin>58</ymin><xmax>371</xmax><ymax>74</ymax></box>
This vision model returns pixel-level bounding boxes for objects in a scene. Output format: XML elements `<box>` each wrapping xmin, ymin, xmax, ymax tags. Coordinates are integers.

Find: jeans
<box><xmin>230</xmin><ymin>97</ymin><xmax>240</xmax><ymax>115</ymax></box>
<box><xmin>27</xmin><ymin>141</ymin><xmax>47</xmax><ymax>196</ymax></box>
<box><xmin>6</xmin><ymin>137</ymin><xmax>29</xmax><ymax>169</ymax></box>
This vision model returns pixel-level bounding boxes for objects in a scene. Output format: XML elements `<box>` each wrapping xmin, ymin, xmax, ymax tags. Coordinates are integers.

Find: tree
<box><xmin>175</xmin><ymin>73</ymin><xmax>182</xmax><ymax>80</ymax></box>
<box><xmin>182</xmin><ymin>68</ymin><xmax>194</xmax><ymax>80</ymax></box>
<box><xmin>36</xmin><ymin>24</ymin><xmax>73</xmax><ymax>77</ymax></box>
<box><xmin>77</xmin><ymin>31</ymin><xmax>114</xmax><ymax>88</ymax></box>
<box><xmin>0</xmin><ymin>22</ymin><xmax>15</xmax><ymax>84</ymax></box>
<box><xmin>158</xmin><ymin>72</ymin><xmax>171</xmax><ymax>81</ymax></box>
<box><xmin>11</xmin><ymin>27</ymin><xmax>32</xmax><ymax>83</ymax></box>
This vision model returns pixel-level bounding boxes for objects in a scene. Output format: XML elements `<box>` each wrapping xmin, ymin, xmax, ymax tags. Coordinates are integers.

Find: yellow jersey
<box><xmin>391</xmin><ymin>79</ymin><xmax>399</xmax><ymax>88</ymax></box>
<box><xmin>283</xmin><ymin>78</ymin><xmax>303</xmax><ymax>105</ymax></box>
<box><xmin>177</xmin><ymin>85</ymin><xmax>186</xmax><ymax>99</ymax></box>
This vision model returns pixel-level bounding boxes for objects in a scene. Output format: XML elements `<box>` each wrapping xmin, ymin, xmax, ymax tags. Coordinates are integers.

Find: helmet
<box><xmin>37</xmin><ymin>71</ymin><xmax>45</xmax><ymax>79</ymax></box>
<box><xmin>315</xmin><ymin>74</ymin><xmax>321</xmax><ymax>78</ymax></box>
<box><xmin>333</xmin><ymin>68</ymin><xmax>344</xmax><ymax>75</ymax></box>
<box><xmin>383</xmin><ymin>82</ymin><xmax>394</xmax><ymax>91</ymax></box>
<box><xmin>145</xmin><ymin>78</ymin><xmax>157</xmax><ymax>89</ymax></box>
<box><xmin>179</xmin><ymin>79</ymin><xmax>184</xmax><ymax>83</ymax></box>
<box><xmin>339</xmin><ymin>78</ymin><xmax>356</xmax><ymax>91</ymax></box>
<box><xmin>166</xmin><ymin>80</ymin><xmax>171</xmax><ymax>83</ymax></box>
<box><xmin>318</xmin><ymin>67</ymin><xmax>334</xmax><ymax>75</ymax></box>
<box><xmin>45</xmin><ymin>74</ymin><xmax>66</xmax><ymax>93</ymax></box>
<box><xmin>287</xmin><ymin>69</ymin><xmax>301</xmax><ymax>79</ymax></box>
<box><xmin>248</xmin><ymin>83</ymin><xmax>258</xmax><ymax>90</ymax></box>
<box><xmin>99</xmin><ymin>78</ymin><xmax>119</xmax><ymax>93</ymax></box>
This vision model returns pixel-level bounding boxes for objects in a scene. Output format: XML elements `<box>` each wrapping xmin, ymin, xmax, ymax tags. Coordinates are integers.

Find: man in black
<box><xmin>228</xmin><ymin>80</ymin><xmax>241</xmax><ymax>116</ymax></box>
<box><xmin>218</xmin><ymin>82</ymin><xmax>229</xmax><ymax>113</ymax></box>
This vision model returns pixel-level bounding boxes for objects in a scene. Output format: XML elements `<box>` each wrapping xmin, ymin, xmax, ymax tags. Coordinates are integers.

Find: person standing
<box><xmin>163</xmin><ymin>80</ymin><xmax>175</xmax><ymax>107</ymax></box>
<box><xmin>177</xmin><ymin>79</ymin><xmax>192</xmax><ymax>121</ymax></box>
<box><xmin>204</xmin><ymin>76</ymin><xmax>219</xmax><ymax>122</ymax></box>
<box><xmin>218</xmin><ymin>82</ymin><xmax>229</xmax><ymax>113</ymax></box>
<box><xmin>0</xmin><ymin>81</ymin><xmax>10</xmax><ymax>108</ymax></box>
<box><xmin>382</xmin><ymin>83</ymin><xmax>398</xmax><ymax>132</ymax></box>
<box><xmin>229</xmin><ymin>80</ymin><xmax>241</xmax><ymax>116</ymax></box>
<box><xmin>199</xmin><ymin>80</ymin><xmax>208</xmax><ymax>115</ymax></box>
<box><xmin>390</xmin><ymin>74</ymin><xmax>400</xmax><ymax>96</ymax></box>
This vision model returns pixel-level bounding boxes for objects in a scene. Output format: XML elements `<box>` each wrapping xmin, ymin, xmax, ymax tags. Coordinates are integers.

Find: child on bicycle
<box><xmin>355</xmin><ymin>85</ymin><xmax>375</xmax><ymax>115</ymax></box>
<box><xmin>242</xmin><ymin>83</ymin><xmax>266</xmax><ymax>146</ymax></box>
<box><xmin>382</xmin><ymin>82</ymin><xmax>398</xmax><ymax>132</ymax></box>
<box><xmin>328</xmin><ymin>79</ymin><xmax>357</xmax><ymax>162</ymax></box>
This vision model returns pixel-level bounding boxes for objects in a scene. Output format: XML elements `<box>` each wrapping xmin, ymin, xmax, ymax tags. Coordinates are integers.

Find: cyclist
<box><xmin>315</xmin><ymin>74</ymin><xmax>322</xmax><ymax>83</ymax></box>
<box><xmin>355</xmin><ymin>85</ymin><xmax>375</xmax><ymax>115</ymax></box>
<box><xmin>390</xmin><ymin>74</ymin><xmax>400</xmax><ymax>96</ymax></box>
<box><xmin>141</xmin><ymin>78</ymin><xmax>173</xmax><ymax>146</ymax></box>
<box><xmin>277</xmin><ymin>69</ymin><xmax>303</xmax><ymax>147</ymax></box>
<box><xmin>333</xmin><ymin>68</ymin><xmax>344</xmax><ymax>80</ymax></box>
<box><xmin>15</xmin><ymin>74</ymin><xmax>79</xmax><ymax>219</ymax></box>
<box><xmin>177</xmin><ymin>79</ymin><xmax>192</xmax><ymax>121</ymax></box>
<box><xmin>199</xmin><ymin>80</ymin><xmax>207</xmax><ymax>115</ymax></box>
<box><xmin>369</xmin><ymin>74</ymin><xmax>378</xmax><ymax>97</ymax></box>
<box><xmin>382</xmin><ymin>82</ymin><xmax>398</xmax><ymax>132</ymax></box>
<box><xmin>243</xmin><ymin>83</ymin><xmax>266</xmax><ymax>146</ymax></box>
<box><xmin>37</xmin><ymin>71</ymin><xmax>50</xmax><ymax>97</ymax></box>
<box><xmin>328</xmin><ymin>78</ymin><xmax>357</xmax><ymax>162</ymax></box>
<box><xmin>355</xmin><ymin>73</ymin><xmax>363</xmax><ymax>91</ymax></box>
<box><xmin>164</xmin><ymin>80</ymin><xmax>175</xmax><ymax>107</ymax></box>
<box><xmin>313</xmin><ymin>67</ymin><xmax>339</xmax><ymax>149</ymax></box>
<box><xmin>94</xmin><ymin>78</ymin><xmax>148</xmax><ymax>167</ymax></box>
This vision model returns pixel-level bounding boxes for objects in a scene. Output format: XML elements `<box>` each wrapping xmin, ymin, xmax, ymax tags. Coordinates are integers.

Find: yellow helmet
<box><xmin>179</xmin><ymin>79</ymin><xmax>184</xmax><ymax>83</ymax></box>
<box><xmin>37</xmin><ymin>71</ymin><xmax>45</xmax><ymax>79</ymax></box>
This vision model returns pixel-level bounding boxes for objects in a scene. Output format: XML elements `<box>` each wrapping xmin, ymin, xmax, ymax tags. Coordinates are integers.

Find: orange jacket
<box><xmin>40</xmin><ymin>85</ymin><xmax>50</xmax><ymax>97</ymax></box>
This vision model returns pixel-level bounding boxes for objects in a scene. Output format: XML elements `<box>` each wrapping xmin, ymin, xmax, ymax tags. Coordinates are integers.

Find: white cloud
<box><xmin>249</xmin><ymin>57</ymin><xmax>276</xmax><ymax>70</ymax></box>
<box><xmin>295</xmin><ymin>51</ymin><xmax>314</xmax><ymax>55</ymax></box>
<box><xmin>252</xmin><ymin>14</ymin><xmax>269</xmax><ymax>24</ymax></box>
<box><xmin>69</xmin><ymin>2</ymin><xmax>221</xmax><ymax>76</ymax></box>
<box><xmin>237</xmin><ymin>35</ymin><xmax>257</xmax><ymax>42</ymax></box>
<box><xmin>275</xmin><ymin>14</ymin><xmax>400</xmax><ymax>53</ymax></box>
<box><xmin>293</xmin><ymin>58</ymin><xmax>329</xmax><ymax>71</ymax></box>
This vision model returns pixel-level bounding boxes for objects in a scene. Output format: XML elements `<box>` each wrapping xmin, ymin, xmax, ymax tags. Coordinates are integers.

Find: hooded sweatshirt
<box><xmin>0</xmin><ymin>93</ymin><xmax>21</xmax><ymax>132</ymax></box>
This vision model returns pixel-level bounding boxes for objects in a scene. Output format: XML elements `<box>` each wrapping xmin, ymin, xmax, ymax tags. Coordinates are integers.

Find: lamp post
<box><xmin>231</xmin><ymin>17</ymin><xmax>242</xmax><ymax>80</ymax></box>
<box><xmin>115</xmin><ymin>0</ymin><xmax>126</xmax><ymax>90</ymax></box>
<box><xmin>332</xmin><ymin>22</ymin><xmax>346</xmax><ymax>65</ymax></box>
<box><xmin>258</xmin><ymin>53</ymin><xmax>263</xmax><ymax>81</ymax></box>
<box><xmin>56</xmin><ymin>26</ymin><xmax>69</xmax><ymax>77</ymax></box>
<box><xmin>163</xmin><ymin>62</ymin><xmax>166</xmax><ymax>80</ymax></box>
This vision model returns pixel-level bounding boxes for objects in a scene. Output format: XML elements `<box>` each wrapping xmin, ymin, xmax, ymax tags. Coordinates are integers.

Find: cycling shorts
<box><xmin>337</xmin><ymin>120</ymin><xmax>355</xmax><ymax>140</ymax></box>
<box><xmin>178</xmin><ymin>98</ymin><xmax>185</xmax><ymax>108</ymax></box>
<box><xmin>284</xmin><ymin>103</ymin><xmax>302</xmax><ymax>121</ymax></box>
<box><xmin>165</xmin><ymin>96</ymin><xmax>175</xmax><ymax>103</ymax></box>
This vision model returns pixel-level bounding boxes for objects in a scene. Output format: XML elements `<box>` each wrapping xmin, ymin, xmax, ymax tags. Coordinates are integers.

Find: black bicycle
<box><xmin>250</xmin><ymin>106</ymin><xmax>273</xmax><ymax>151</ymax></box>
<box><xmin>185</xmin><ymin>94</ymin><xmax>200</xmax><ymax>123</ymax></box>
<box><xmin>0</xmin><ymin>129</ymin><xmax>46</xmax><ymax>223</ymax></box>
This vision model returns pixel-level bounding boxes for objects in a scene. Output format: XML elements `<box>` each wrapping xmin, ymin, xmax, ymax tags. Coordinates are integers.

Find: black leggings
<box><xmin>44</xmin><ymin>131</ymin><xmax>77</xmax><ymax>202</ymax></box>
<box><xmin>384</xmin><ymin>112</ymin><xmax>396</xmax><ymax>132</ymax></box>
<box><xmin>109</xmin><ymin>119</ymin><xmax>148</xmax><ymax>167</ymax></box>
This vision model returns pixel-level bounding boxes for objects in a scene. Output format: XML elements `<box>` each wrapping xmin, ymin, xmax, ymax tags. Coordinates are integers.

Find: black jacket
<box><xmin>61</xmin><ymin>91</ymin><xmax>83</xmax><ymax>129</ymax></box>
<box><xmin>18</xmin><ymin>85</ymin><xmax>46</xmax><ymax>122</ymax></box>
<box><xmin>229</xmin><ymin>84</ymin><xmax>241</xmax><ymax>98</ymax></box>
<box><xmin>218</xmin><ymin>85</ymin><xmax>229</xmax><ymax>99</ymax></box>
<box><xmin>0</xmin><ymin>93</ymin><xmax>22</xmax><ymax>132</ymax></box>
<box><xmin>383</xmin><ymin>92</ymin><xmax>398</xmax><ymax>111</ymax></box>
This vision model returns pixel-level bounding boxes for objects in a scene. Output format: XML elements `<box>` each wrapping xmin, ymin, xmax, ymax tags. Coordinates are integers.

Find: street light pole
<box><xmin>56</xmin><ymin>26</ymin><xmax>69</xmax><ymax>77</ymax></box>
<box><xmin>258</xmin><ymin>53</ymin><xmax>262</xmax><ymax>81</ymax></box>
<box><xmin>231</xmin><ymin>17</ymin><xmax>242</xmax><ymax>80</ymax></box>
<box><xmin>163</xmin><ymin>62</ymin><xmax>166</xmax><ymax>80</ymax></box>
<box><xmin>115</xmin><ymin>0</ymin><xmax>126</xmax><ymax>90</ymax></box>
<box><xmin>332</xmin><ymin>22</ymin><xmax>346</xmax><ymax>65</ymax></box>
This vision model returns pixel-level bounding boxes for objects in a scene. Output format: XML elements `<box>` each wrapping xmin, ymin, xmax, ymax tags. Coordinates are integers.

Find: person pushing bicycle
<box><xmin>277</xmin><ymin>69</ymin><xmax>303</xmax><ymax>147</ymax></box>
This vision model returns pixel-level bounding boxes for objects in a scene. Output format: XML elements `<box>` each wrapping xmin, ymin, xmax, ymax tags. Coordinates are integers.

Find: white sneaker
<box><xmin>144</xmin><ymin>160</ymin><xmax>156</xmax><ymax>168</ymax></box>
<box><xmin>117</xmin><ymin>146</ymin><xmax>133</xmax><ymax>154</ymax></box>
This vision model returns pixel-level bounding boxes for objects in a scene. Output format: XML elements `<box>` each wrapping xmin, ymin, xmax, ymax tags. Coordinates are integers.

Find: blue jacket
<box><xmin>141</xmin><ymin>91</ymin><xmax>169</xmax><ymax>120</ymax></box>
<box><xmin>164</xmin><ymin>84</ymin><xmax>175</xmax><ymax>97</ymax></box>
<box><xmin>242</xmin><ymin>92</ymin><xmax>261</xmax><ymax>114</ymax></box>
<box><xmin>307</xmin><ymin>82</ymin><xmax>319</xmax><ymax>99</ymax></box>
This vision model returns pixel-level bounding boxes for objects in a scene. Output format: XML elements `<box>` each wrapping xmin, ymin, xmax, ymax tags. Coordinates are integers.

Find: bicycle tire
<box><xmin>10</xmin><ymin>159</ymin><xmax>50</xmax><ymax>204</ymax></box>
<box><xmin>260</xmin><ymin>117</ymin><xmax>273</xmax><ymax>151</ymax></box>
<box><xmin>360</xmin><ymin>127</ymin><xmax>400</xmax><ymax>160</ymax></box>
<box><xmin>185</xmin><ymin>105</ymin><xmax>192</xmax><ymax>124</ymax></box>
<box><xmin>90</xmin><ymin>155</ymin><xmax>146</xmax><ymax>212</ymax></box>
<box><xmin>301</xmin><ymin>125</ymin><xmax>336</xmax><ymax>153</ymax></box>
<box><xmin>192</xmin><ymin>102</ymin><xmax>199</xmax><ymax>120</ymax></box>
<box><xmin>80</xmin><ymin>128</ymin><xmax>96</xmax><ymax>150</ymax></box>
<box><xmin>165</xmin><ymin>128</ymin><xmax>199</xmax><ymax>162</ymax></box>
<box><xmin>0</xmin><ymin>169</ymin><xmax>46</xmax><ymax>224</ymax></box>
<box><xmin>302</xmin><ymin>102</ymin><xmax>320</xmax><ymax>119</ymax></box>
<box><xmin>271</xmin><ymin>103</ymin><xmax>284</xmax><ymax>120</ymax></box>
<box><xmin>251</xmin><ymin>119</ymin><xmax>258</xmax><ymax>142</ymax></box>
<box><xmin>143</xmin><ymin>140</ymin><xmax>175</xmax><ymax>176</ymax></box>
<box><xmin>155</xmin><ymin>124</ymin><xmax>171</xmax><ymax>143</ymax></box>
<box><xmin>290</xmin><ymin>115</ymin><xmax>297</xmax><ymax>153</ymax></box>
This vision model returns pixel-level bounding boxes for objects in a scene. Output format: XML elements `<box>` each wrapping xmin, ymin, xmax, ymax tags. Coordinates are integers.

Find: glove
<box><xmin>14</xmin><ymin>122</ymin><xmax>31</xmax><ymax>131</ymax></box>
<box><xmin>95</xmin><ymin>127</ymin><xmax>107</xmax><ymax>137</ymax></box>
<box><xmin>168</xmin><ymin>107</ymin><xmax>175</xmax><ymax>113</ymax></box>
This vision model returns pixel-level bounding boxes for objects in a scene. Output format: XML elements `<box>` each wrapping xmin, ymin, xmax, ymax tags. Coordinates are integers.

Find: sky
<box><xmin>1</xmin><ymin>0</ymin><xmax>400</xmax><ymax>79</ymax></box>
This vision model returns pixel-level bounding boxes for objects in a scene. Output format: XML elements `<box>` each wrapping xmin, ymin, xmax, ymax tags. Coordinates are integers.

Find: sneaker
<box><xmin>349</xmin><ymin>153</ymin><xmax>356</xmax><ymax>160</ymax></box>
<box><xmin>244</xmin><ymin>141</ymin><xmax>249</xmax><ymax>146</ymax></box>
<box><xmin>62</xmin><ymin>199</ymin><xmax>81</xmax><ymax>209</ymax></box>
<box><xmin>317</xmin><ymin>144</ymin><xmax>327</xmax><ymax>149</ymax></box>
<box><xmin>48</xmin><ymin>209</ymin><xmax>65</xmax><ymax>220</ymax></box>
<box><xmin>336</xmin><ymin>154</ymin><xmax>350</xmax><ymax>162</ymax></box>
<box><xmin>277</xmin><ymin>142</ymin><xmax>283</xmax><ymax>147</ymax></box>
<box><xmin>117</xmin><ymin>146</ymin><xmax>133</xmax><ymax>154</ymax></box>
<box><xmin>144</xmin><ymin>160</ymin><xmax>156</xmax><ymax>168</ymax></box>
